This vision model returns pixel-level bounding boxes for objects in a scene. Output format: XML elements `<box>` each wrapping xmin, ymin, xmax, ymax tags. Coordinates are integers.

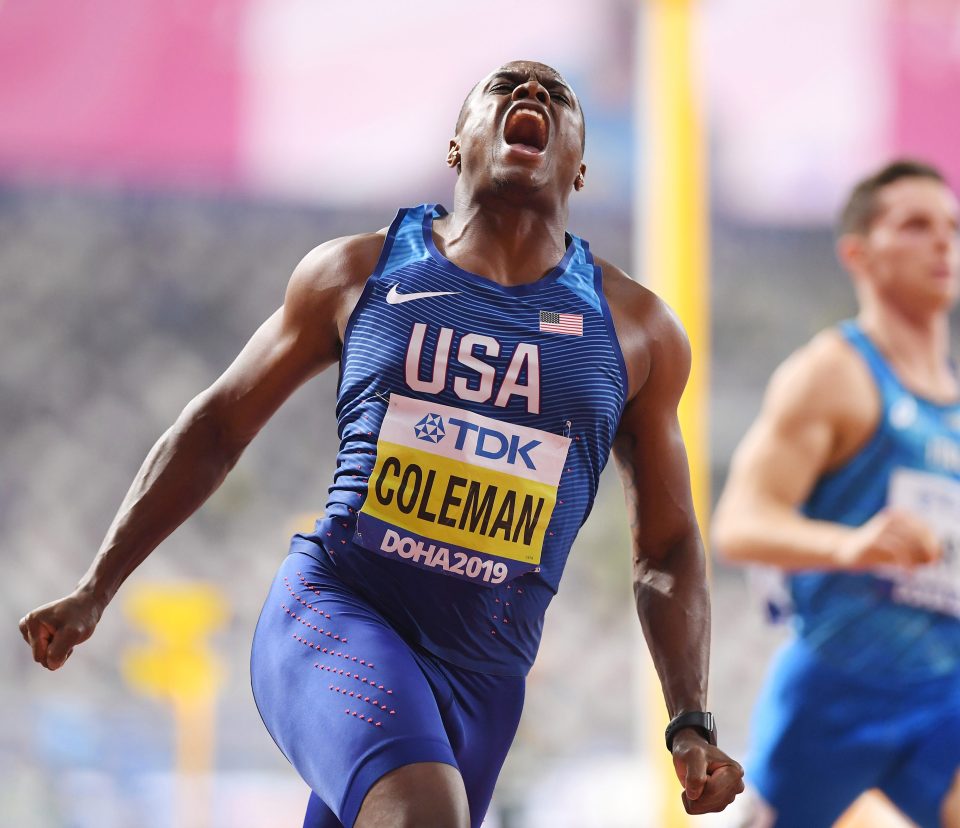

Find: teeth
<box><xmin>515</xmin><ymin>108</ymin><xmax>545</xmax><ymax>124</ymax></box>
<box><xmin>504</xmin><ymin>106</ymin><xmax>548</xmax><ymax>150</ymax></box>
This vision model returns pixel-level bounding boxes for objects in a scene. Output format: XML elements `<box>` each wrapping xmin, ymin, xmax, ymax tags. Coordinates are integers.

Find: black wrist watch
<box><xmin>664</xmin><ymin>710</ymin><xmax>718</xmax><ymax>752</ymax></box>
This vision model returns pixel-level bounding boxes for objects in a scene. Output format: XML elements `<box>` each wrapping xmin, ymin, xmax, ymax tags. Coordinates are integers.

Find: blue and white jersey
<box><xmin>293</xmin><ymin>204</ymin><xmax>628</xmax><ymax>675</ymax></box>
<box><xmin>790</xmin><ymin>320</ymin><xmax>960</xmax><ymax>681</ymax></box>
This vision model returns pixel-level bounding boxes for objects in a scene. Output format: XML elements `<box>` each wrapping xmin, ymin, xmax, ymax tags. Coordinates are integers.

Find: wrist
<box><xmin>832</xmin><ymin>527</ymin><xmax>859</xmax><ymax>568</ymax></box>
<box><xmin>75</xmin><ymin>578</ymin><xmax>112</xmax><ymax>616</ymax></box>
<box><xmin>665</xmin><ymin>710</ymin><xmax>717</xmax><ymax>752</ymax></box>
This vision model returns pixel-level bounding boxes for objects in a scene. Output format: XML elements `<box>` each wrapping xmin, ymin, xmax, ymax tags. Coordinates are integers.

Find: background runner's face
<box><xmin>860</xmin><ymin>177</ymin><xmax>960</xmax><ymax>313</ymax></box>
<box><xmin>455</xmin><ymin>61</ymin><xmax>585</xmax><ymax>198</ymax></box>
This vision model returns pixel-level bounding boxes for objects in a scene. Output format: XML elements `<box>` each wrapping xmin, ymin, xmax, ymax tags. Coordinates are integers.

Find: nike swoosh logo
<box><xmin>385</xmin><ymin>284</ymin><xmax>460</xmax><ymax>304</ymax></box>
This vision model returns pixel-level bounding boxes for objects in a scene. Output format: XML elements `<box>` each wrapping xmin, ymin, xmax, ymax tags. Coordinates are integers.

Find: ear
<box><xmin>573</xmin><ymin>162</ymin><xmax>587</xmax><ymax>192</ymax></box>
<box><xmin>837</xmin><ymin>232</ymin><xmax>866</xmax><ymax>277</ymax></box>
<box><xmin>447</xmin><ymin>140</ymin><xmax>461</xmax><ymax>172</ymax></box>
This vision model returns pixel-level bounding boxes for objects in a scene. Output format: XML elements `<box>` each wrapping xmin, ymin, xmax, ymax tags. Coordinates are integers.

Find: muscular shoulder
<box><xmin>768</xmin><ymin>329</ymin><xmax>874</xmax><ymax>417</ymax></box>
<box><xmin>763</xmin><ymin>327</ymin><xmax>879</xmax><ymax>465</ymax></box>
<box><xmin>597</xmin><ymin>256</ymin><xmax>690</xmax><ymax>403</ymax></box>
<box><xmin>285</xmin><ymin>231</ymin><xmax>387</xmax><ymax>339</ymax></box>
<box><xmin>289</xmin><ymin>231</ymin><xmax>386</xmax><ymax>300</ymax></box>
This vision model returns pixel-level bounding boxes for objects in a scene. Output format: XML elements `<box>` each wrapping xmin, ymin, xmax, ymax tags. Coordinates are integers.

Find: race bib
<box><xmin>355</xmin><ymin>394</ymin><xmax>571</xmax><ymax>586</ymax></box>
<box><xmin>882</xmin><ymin>467</ymin><xmax>960</xmax><ymax>617</ymax></box>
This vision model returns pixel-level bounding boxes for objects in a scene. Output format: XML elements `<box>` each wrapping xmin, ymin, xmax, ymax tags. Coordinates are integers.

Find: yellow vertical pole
<box><xmin>636</xmin><ymin>0</ymin><xmax>709</xmax><ymax>825</ymax></box>
<box><xmin>123</xmin><ymin>583</ymin><xmax>228</xmax><ymax>828</ymax></box>
<box><xmin>640</xmin><ymin>0</ymin><xmax>709</xmax><ymax>512</ymax></box>
<box><xmin>172</xmin><ymin>695</ymin><xmax>218</xmax><ymax>828</ymax></box>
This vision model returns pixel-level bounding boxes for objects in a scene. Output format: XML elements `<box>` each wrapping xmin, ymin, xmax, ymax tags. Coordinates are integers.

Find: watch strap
<box><xmin>664</xmin><ymin>710</ymin><xmax>717</xmax><ymax>751</ymax></box>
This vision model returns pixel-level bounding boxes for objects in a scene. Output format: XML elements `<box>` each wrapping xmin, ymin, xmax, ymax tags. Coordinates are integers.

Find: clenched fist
<box><xmin>19</xmin><ymin>589</ymin><xmax>105</xmax><ymax>670</ymax></box>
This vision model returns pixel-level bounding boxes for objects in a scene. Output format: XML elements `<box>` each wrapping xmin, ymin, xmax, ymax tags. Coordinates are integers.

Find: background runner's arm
<box><xmin>19</xmin><ymin>233</ymin><xmax>382</xmax><ymax>669</ymax></box>
<box><xmin>711</xmin><ymin>337</ymin><xmax>940</xmax><ymax>571</ymax></box>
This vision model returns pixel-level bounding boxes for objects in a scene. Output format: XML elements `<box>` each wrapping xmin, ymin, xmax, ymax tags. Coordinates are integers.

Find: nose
<box><xmin>935</xmin><ymin>221</ymin><xmax>956</xmax><ymax>252</ymax></box>
<box><xmin>511</xmin><ymin>77</ymin><xmax>549</xmax><ymax>106</ymax></box>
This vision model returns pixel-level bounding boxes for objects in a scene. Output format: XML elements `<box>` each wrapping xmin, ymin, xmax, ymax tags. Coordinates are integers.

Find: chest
<box><xmin>882</xmin><ymin>393</ymin><xmax>960</xmax><ymax>476</ymax></box>
<box><xmin>345</xmin><ymin>296</ymin><xmax>621</xmax><ymax>423</ymax></box>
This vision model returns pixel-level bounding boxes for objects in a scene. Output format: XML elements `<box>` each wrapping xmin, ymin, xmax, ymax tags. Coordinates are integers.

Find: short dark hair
<box><xmin>838</xmin><ymin>159</ymin><xmax>947</xmax><ymax>235</ymax></box>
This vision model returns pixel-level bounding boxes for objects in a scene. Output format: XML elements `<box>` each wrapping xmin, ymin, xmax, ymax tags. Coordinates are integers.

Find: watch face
<box><xmin>703</xmin><ymin>713</ymin><xmax>718</xmax><ymax>744</ymax></box>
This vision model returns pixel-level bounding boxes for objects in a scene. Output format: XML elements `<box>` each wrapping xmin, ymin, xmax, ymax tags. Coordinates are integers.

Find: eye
<box><xmin>550</xmin><ymin>91</ymin><xmax>570</xmax><ymax>105</ymax></box>
<box><xmin>903</xmin><ymin>217</ymin><xmax>930</xmax><ymax>232</ymax></box>
<box><xmin>490</xmin><ymin>83</ymin><xmax>513</xmax><ymax>94</ymax></box>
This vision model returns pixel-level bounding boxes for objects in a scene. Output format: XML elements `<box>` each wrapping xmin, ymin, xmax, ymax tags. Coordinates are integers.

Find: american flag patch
<box><xmin>539</xmin><ymin>310</ymin><xmax>583</xmax><ymax>336</ymax></box>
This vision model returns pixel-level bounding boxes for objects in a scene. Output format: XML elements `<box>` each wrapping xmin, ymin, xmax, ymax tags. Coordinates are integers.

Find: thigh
<box><xmin>251</xmin><ymin>552</ymin><xmax>459</xmax><ymax>828</ymax></box>
<box><xmin>438</xmin><ymin>664</ymin><xmax>525</xmax><ymax>827</ymax></box>
<box><xmin>834</xmin><ymin>792</ymin><xmax>917</xmax><ymax>828</ymax></box>
<box><xmin>354</xmin><ymin>762</ymin><xmax>470</xmax><ymax>828</ymax></box>
<box><xmin>747</xmin><ymin>641</ymin><xmax>891</xmax><ymax>827</ymax></box>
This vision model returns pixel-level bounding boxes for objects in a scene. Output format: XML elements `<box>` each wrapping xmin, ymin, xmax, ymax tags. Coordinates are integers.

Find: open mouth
<box><xmin>503</xmin><ymin>106</ymin><xmax>549</xmax><ymax>153</ymax></box>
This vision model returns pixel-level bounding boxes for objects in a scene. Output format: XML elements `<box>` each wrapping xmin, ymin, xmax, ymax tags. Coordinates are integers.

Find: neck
<box><xmin>436</xmin><ymin>183</ymin><xmax>570</xmax><ymax>286</ymax></box>
<box><xmin>858</xmin><ymin>299</ymin><xmax>955</xmax><ymax>398</ymax></box>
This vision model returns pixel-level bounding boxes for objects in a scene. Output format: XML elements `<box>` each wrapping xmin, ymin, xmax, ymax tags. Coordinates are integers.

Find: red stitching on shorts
<box><xmin>281</xmin><ymin>579</ymin><xmax>349</xmax><ymax>642</ymax></box>
<box><xmin>313</xmin><ymin>647</ymin><xmax>376</xmax><ymax>669</ymax></box>
<box><xmin>312</xmin><ymin>663</ymin><xmax>393</xmax><ymax>696</ymax></box>
<box><xmin>284</xmin><ymin>577</ymin><xmax>333</xmax><ymax>619</ymax></box>
<box><xmin>279</xmin><ymin>603</ymin><xmax>343</xmax><ymax>642</ymax></box>
<box><xmin>284</xmin><ymin>578</ymin><xmax>330</xmax><ymax>613</ymax></box>
<box><xmin>324</xmin><ymin>679</ymin><xmax>392</xmax><ymax>714</ymax></box>
<box><xmin>290</xmin><ymin>628</ymin><xmax>361</xmax><ymax>655</ymax></box>
<box><xmin>342</xmin><ymin>707</ymin><xmax>382</xmax><ymax>726</ymax></box>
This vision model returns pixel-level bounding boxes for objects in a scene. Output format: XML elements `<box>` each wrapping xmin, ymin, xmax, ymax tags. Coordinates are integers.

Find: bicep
<box><xmin>194</xmin><ymin>303</ymin><xmax>337</xmax><ymax>445</ymax></box>
<box><xmin>613</xmin><ymin>310</ymin><xmax>698</xmax><ymax>557</ymax></box>
<box><xmin>186</xmin><ymin>238</ymin><xmax>365</xmax><ymax>444</ymax></box>
<box><xmin>722</xmin><ymin>405</ymin><xmax>833</xmax><ymax>513</ymax></box>
<box><xmin>718</xmin><ymin>355</ymin><xmax>838</xmax><ymax>517</ymax></box>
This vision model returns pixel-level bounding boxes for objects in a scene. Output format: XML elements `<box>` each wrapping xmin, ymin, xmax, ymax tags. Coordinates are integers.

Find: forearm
<box><xmin>634</xmin><ymin>533</ymin><xmax>710</xmax><ymax>717</ymax></box>
<box><xmin>77</xmin><ymin>396</ymin><xmax>249</xmax><ymax>608</ymax></box>
<box><xmin>713</xmin><ymin>501</ymin><xmax>852</xmax><ymax>571</ymax></box>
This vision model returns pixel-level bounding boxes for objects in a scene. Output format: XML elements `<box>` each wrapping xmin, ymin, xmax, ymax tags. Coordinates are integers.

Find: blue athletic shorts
<box><xmin>748</xmin><ymin>637</ymin><xmax>960</xmax><ymax>828</ymax></box>
<box><xmin>250</xmin><ymin>550</ymin><xmax>525</xmax><ymax>828</ymax></box>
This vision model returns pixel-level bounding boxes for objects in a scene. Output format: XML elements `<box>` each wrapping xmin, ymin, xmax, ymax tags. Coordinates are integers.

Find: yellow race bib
<box><xmin>356</xmin><ymin>394</ymin><xmax>570</xmax><ymax>586</ymax></box>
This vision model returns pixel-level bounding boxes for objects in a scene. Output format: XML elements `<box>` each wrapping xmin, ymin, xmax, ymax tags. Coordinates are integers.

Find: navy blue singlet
<box><xmin>292</xmin><ymin>204</ymin><xmax>628</xmax><ymax>675</ymax></box>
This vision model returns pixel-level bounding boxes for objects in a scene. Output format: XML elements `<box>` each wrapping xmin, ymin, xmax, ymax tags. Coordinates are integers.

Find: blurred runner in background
<box><xmin>714</xmin><ymin>159</ymin><xmax>960</xmax><ymax>828</ymax></box>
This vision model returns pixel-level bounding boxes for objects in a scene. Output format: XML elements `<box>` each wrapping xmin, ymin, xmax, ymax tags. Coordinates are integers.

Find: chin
<box><xmin>920</xmin><ymin>291</ymin><xmax>957</xmax><ymax>314</ymax></box>
<box><xmin>490</xmin><ymin>170</ymin><xmax>549</xmax><ymax>196</ymax></box>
